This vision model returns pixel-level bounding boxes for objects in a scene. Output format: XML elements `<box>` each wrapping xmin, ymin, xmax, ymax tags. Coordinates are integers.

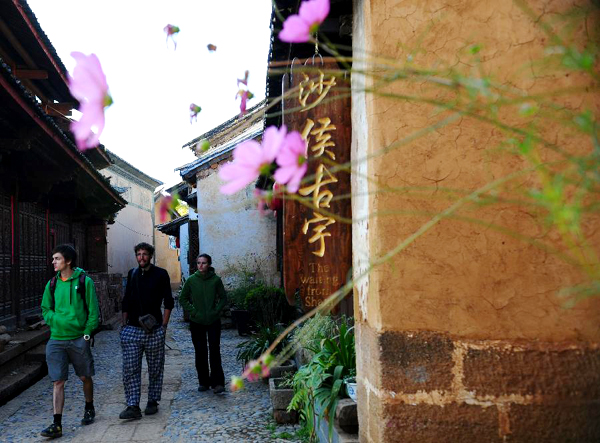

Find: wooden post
<box><xmin>10</xmin><ymin>184</ymin><xmax>20</xmax><ymax>323</ymax></box>
<box><xmin>282</xmin><ymin>59</ymin><xmax>353</xmax><ymax>316</ymax></box>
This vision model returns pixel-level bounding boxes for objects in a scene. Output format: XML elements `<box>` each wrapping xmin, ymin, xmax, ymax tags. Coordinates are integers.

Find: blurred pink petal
<box><xmin>219</xmin><ymin>127</ymin><xmax>286</xmax><ymax>195</ymax></box>
<box><xmin>274</xmin><ymin>131</ymin><xmax>308</xmax><ymax>193</ymax></box>
<box><xmin>236</xmin><ymin>89</ymin><xmax>254</xmax><ymax>116</ymax></box>
<box><xmin>68</xmin><ymin>52</ymin><xmax>111</xmax><ymax>150</ymax></box>
<box><xmin>190</xmin><ymin>103</ymin><xmax>202</xmax><ymax>123</ymax></box>
<box><xmin>270</xmin><ymin>183</ymin><xmax>283</xmax><ymax>212</ymax></box>
<box><xmin>159</xmin><ymin>196</ymin><xmax>173</xmax><ymax>223</ymax></box>
<box><xmin>279</xmin><ymin>0</ymin><xmax>330</xmax><ymax>43</ymax></box>
<box><xmin>164</xmin><ymin>24</ymin><xmax>180</xmax><ymax>49</ymax></box>
<box><xmin>261</xmin><ymin>364</ymin><xmax>270</xmax><ymax>378</ymax></box>
<box><xmin>242</xmin><ymin>360</ymin><xmax>263</xmax><ymax>382</ymax></box>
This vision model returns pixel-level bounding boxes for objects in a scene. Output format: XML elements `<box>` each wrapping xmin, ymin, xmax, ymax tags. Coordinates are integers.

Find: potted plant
<box><xmin>344</xmin><ymin>372</ymin><xmax>357</xmax><ymax>402</ymax></box>
<box><xmin>270</xmin><ymin>359</ymin><xmax>297</xmax><ymax>379</ymax></box>
<box><xmin>228</xmin><ymin>283</ymin><xmax>259</xmax><ymax>336</ymax></box>
<box><xmin>288</xmin><ymin>316</ymin><xmax>356</xmax><ymax>441</ymax></box>
<box><xmin>235</xmin><ymin>325</ymin><xmax>289</xmax><ymax>369</ymax></box>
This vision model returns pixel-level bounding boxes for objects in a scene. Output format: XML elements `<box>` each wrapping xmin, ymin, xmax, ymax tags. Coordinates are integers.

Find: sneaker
<box><xmin>197</xmin><ymin>385</ymin><xmax>210</xmax><ymax>392</ymax></box>
<box><xmin>144</xmin><ymin>400</ymin><xmax>159</xmax><ymax>415</ymax></box>
<box><xmin>213</xmin><ymin>385</ymin><xmax>225</xmax><ymax>394</ymax></box>
<box><xmin>40</xmin><ymin>423</ymin><xmax>62</xmax><ymax>438</ymax></box>
<box><xmin>81</xmin><ymin>408</ymin><xmax>95</xmax><ymax>425</ymax></box>
<box><xmin>119</xmin><ymin>405</ymin><xmax>142</xmax><ymax>420</ymax></box>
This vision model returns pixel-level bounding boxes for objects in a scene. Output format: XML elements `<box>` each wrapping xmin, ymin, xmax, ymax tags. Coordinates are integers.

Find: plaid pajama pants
<box><xmin>120</xmin><ymin>325</ymin><xmax>166</xmax><ymax>406</ymax></box>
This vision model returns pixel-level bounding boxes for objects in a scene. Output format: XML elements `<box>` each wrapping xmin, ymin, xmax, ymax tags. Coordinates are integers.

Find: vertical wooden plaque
<box><xmin>282</xmin><ymin>59</ymin><xmax>352</xmax><ymax>314</ymax></box>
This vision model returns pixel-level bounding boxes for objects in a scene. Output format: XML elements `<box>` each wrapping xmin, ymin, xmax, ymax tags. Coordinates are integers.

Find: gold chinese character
<box><xmin>298</xmin><ymin>71</ymin><xmax>336</xmax><ymax>110</ymax></box>
<box><xmin>310</xmin><ymin>118</ymin><xmax>336</xmax><ymax>160</ymax></box>
<box><xmin>302</xmin><ymin>212</ymin><xmax>336</xmax><ymax>257</ymax></box>
<box><xmin>299</xmin><ymin>164</ymin><xmax>338</xmax><ymax>209</ymax></box>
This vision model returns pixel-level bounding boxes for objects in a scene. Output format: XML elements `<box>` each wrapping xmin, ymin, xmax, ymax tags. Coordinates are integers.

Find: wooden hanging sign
<box><xmin>282</xmin><ymin>58</ymin><xmax>352</xmax><ymax>314</ymax></box>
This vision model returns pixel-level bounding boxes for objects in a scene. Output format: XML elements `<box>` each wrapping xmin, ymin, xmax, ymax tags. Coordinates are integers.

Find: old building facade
<box><xmin>101</xmin><ymin>150</ymin><xmax>162</xmax><ymax>276</ymax></box>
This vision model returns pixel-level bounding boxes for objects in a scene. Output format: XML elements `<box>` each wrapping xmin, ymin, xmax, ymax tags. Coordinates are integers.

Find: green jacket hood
<box><xmin>195</xmin><ymin>268</ymin><xmax>216</xmax><ymax>280</ymax></box>
<box><xmin>54</xmin><ymin>267</ymin><xmax>83</xmax><ymax>281</ymax></box>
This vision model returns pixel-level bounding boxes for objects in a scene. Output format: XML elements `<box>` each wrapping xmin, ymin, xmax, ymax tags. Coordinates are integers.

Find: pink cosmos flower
<box><xmin>164</xmin><ymin>24</ymin><xmax>180</xmax><ymax>49</ymax></box>
<box><xmin>219</xmin><ymin>126</ymin><xmax>286</xmax><ymax>194</ymax></box>
<box><xmin>274</xmin><ymin>131</ymin><xmax>308</xmax><ymax>193</ymax></box>
<box><xmin>279</xmin><ymin>0</ymin><xmax>330</xmax><ymax>43</ymax></box>
<box><xmin>270</xmin><ymin>183</ymin><xmax>284</xmax><ymax>212</ymax></box>
<box><xmin>68</xmin><ymin>52</ymin><xmax>112</xmax><ymax>151</ymax></box>
<box><xmin>230</xmin><ymin>376</ymin><xmax>244</xmax><ymax>392</ymax></box>
<box><xmin>190</xmin><ymin>104</ymin><xmax>202</xmax><ymax>123</ymax></box>
<box><xmin>236</xmin><ymin>90</ymin><xmax>254</xmax><ymax>116</ymax></box>
<box><xmin>159</xmin><ymin>195</ymin><xmax>172</xmax><ymax>223</ymax></box>
<box><xmin>242</xmin><ymin>360</ymin><xmax>263</xmax><ymax>382</ymax></box>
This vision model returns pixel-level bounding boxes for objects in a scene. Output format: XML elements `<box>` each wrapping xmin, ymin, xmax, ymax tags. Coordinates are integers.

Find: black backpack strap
<box><xmin>78</xmin><ymin>272</ymin><xmax>88</xmax><ymax>314</ymax></box>
<box><xmin>49</xmin><ymin>276</ymin><xmax>57</xmax><ymax>310</ymax></box>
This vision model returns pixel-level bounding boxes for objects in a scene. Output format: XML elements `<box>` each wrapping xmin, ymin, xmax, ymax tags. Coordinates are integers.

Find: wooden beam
<box><xmin>15</xmin><ymin>68</ymin><xmax>48</xmax><ymax>80</ymax></box>
<box><xmin>44</xmin><ymin>102</ymin><xmax>74</xmax><ymax>115</ymax></box>
<box><xmin>0</xmin><ymin>73</ymin><xmax>125</xmax><ymax>208</ymax></box>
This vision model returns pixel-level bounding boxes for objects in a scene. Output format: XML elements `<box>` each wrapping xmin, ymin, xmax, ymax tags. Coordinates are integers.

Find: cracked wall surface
<box><xmin>352</xmin><ymin>0</ymin><xmax>600</xmax><ymax>441</ymax></box>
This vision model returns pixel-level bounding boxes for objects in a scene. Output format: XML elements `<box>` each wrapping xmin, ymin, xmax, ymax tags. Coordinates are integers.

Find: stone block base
<box><xmin>357</xmin><ymin>324</ymin><xmax>600</xmax><ymax>443</ymax></box>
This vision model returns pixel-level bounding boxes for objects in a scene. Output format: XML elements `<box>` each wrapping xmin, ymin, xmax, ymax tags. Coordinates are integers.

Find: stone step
<box><xmin>25</xmin><ymin>343</ymin><xmax>47</xmax><ymax>363</ymax></box>
<box><xmin>0</xmin><ymin>361</ymin><xmax>46</xmax><ymax>406</ymax></box>
<box><xmin>0</xmin><ymin>327</ymin><xmax>50</xmax><ymax>367</ymax></box>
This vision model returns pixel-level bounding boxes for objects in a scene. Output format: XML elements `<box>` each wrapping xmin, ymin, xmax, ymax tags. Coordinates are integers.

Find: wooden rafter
<box><xmin>15</xmin><ymin>68</ymin><xmax>48</xmax><ymax>80</ymax></box>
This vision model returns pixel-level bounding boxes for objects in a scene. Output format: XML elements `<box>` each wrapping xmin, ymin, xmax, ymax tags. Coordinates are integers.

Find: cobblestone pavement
<box><xmin>0</xmin><ymin>309</ymin><xmax>300</xmax><ymax>442</ymax></box>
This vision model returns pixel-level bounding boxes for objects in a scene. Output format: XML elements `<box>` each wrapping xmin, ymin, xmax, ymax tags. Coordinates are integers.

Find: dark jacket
<box><xmin>122</xmin><ymin>265</ymin><xmax>174</xmax><ymax>328</ymax></box>
<box><xmin>180</xmin><ymin>268</ymin><xmax>227</xmax><ymax>325</ymax></box>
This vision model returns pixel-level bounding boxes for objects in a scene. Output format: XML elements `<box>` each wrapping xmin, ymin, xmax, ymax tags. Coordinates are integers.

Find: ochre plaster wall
<box><xmin>153</xmin><ymin>199</ymin><xmax>181</xmax><ymax>289</ymax></box>
<box><xmin>352</xmin><ymin>0</ymin><xmax>600</xmax><ymax>441</ymax></box>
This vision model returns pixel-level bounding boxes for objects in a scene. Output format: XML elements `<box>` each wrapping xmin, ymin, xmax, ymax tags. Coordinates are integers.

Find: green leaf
<box><xmin>469</xmin><ymin>44</ymin><xmax>482</xmax><ymax>55</ymax></box>
<box><xmin>574</xmin><ymin>110</ymin><xmax>595</xmax><ymax>134</ymax></box>
<box><xmin>562</xmin><ymin>46</ymin><xmax>595</xmax><ymax>71</ymax></box>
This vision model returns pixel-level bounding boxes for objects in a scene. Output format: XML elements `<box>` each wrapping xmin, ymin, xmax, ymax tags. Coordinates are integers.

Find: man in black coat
<box><xmin>119</xmin><ymin>242</ymin><xmax>174</xmax><ymax>419</ymax></box>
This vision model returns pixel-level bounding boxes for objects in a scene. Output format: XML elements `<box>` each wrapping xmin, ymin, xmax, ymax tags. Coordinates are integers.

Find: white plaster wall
<box><xmin>196</xmin><ymin>166</ymin><xmax>278</xmax><ymax>289</ymax></box>
<box><xmin>352</xmin><ymin>0</ymin><xmax>371</xmax><ymax>323</ymax></box>
<box><xmin>101</xmin><ymin>168</ymin><xmax>155</xmax><ymax>276</ymax></box>
<box><xmin>179</xmin><ymin>223</ymin><xmax>190</xmax><ymax>280</ymax></box>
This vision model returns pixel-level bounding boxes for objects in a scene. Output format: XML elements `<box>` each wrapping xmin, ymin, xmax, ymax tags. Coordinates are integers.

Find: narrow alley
<box><xmin>0</xmin><ymin>310</ymin><xmax>299</xmax><ymax>443</ymax></box>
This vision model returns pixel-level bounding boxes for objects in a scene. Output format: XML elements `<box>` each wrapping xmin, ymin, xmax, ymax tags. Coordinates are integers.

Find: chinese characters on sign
<box><xmin>283</xmin><ymin>60</ymin><xmax>352</xmax><ymax>314</ymax></box>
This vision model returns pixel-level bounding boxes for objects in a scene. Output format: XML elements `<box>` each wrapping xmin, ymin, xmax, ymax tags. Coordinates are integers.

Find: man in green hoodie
<box><xmin>180</xmin><ymin>253</ymin><xmax>227</xmax><ymax>394</ymax></box>
<box><xmin>40</xmin><ymin>244</ymin><xmax>99</xmax><ymax>439</ymax></box>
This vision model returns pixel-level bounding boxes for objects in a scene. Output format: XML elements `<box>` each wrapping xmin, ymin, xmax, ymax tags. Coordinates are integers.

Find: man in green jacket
<box><xmin>180</xmin><ymin>253</ymin><xmax>227</xmax><ymax>394</ymax></box>
<box><xmin>40</xmin><ymin>244</ymin><xmax>99</xmax><ymax>439</ymax></box>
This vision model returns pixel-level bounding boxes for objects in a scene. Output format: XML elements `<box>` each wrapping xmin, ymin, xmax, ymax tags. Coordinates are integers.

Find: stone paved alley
<box><xmin>0</xmin><ymin>309</ymin><xmax>300</xmax><ymax>442</ymax></box>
